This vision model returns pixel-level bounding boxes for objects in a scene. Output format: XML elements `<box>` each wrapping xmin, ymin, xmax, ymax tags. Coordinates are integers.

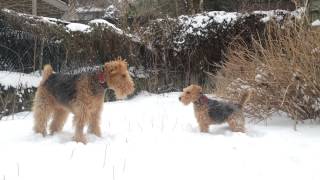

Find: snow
<box><xmin>2</xmin><ymin>8</ymin><xmax>69</xmax><ymax>25</ymax></box>
<box><xmin>76</xmin><ymin>7</ymin><xmax>105</xmax><ymax>12</ymax></box>
<box><xmin>89</xmin><ymin>19</ymin><xmax>124</xmax><ymax>34</ymax></box>
<box><xmin>254</xmin><ymin>8</ymin><xmax>305</xmax><ymax>23</ymax></box>
<box><xmin>177</xmin><ymin>8</ymin><xmax>304</xmax><ymax>37</ymax></box>
<box><xmin>0</xmin><ymin>92</ymin><xmax>319</xmax><ymax>180</ymax></box>
<box><xmin>66</xmin><ymin>23</ymin><xmax>91</xmax><ymax>32</ymax></box>
<box><xmin>207</xmin><ymin>11</ymin><xmax>239</xmax><ymax>23</ymax></box>
<box><xmin>178</xmin><ymin>11</ymin><xmax>240</xmax><ymax>37</ymax></box>
<box><xmin>312</xmin><ymin>19</ymin><xmax>320</xmax><ymax>27</ymax></box>
<box><xmin>254</xmin><ymin>9</ymin><xmax>287</xmax><ymax>22</ymax></box>
<box><xmin>173</xmin><ymin>8</ymin><xmax>304</xmax><ymax>50</ymax></box>
<box><xmin>0</xmin><ymin>71</ymin><xmax>41</xmax><ymax>88</ymax></box>
<box><xmin>103</xmin><ymin>5</ymin><xmax>119</xmax><ymax>19</ymax></box>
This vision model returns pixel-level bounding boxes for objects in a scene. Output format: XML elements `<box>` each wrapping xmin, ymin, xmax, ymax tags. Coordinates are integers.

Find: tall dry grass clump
<box><xmin>214</xmin><ymin>23</ymin><xmax>320</xmax><ymax>122</ymax></box>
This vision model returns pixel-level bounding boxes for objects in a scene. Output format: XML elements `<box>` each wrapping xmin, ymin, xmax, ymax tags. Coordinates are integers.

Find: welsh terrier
<box><xmin>33</xmin><ymin>57</ymin><xmax>135</xmax><ymax>144</ymax></box>
<box><xmin>179</xmin><ymin>85</ymin><xmax>251</xmax><ymax>133</ymax></box>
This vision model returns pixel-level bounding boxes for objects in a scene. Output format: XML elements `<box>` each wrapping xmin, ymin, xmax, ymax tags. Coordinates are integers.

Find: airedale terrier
<box><xmin>179</xmin><ymin>84</ymin><xmax>251</xmax><ymax>133</ymax></box>
<box><xmin>33</xmin><ymin>57</ymin><xmax>135</xmax><ymax>144</ymax></box>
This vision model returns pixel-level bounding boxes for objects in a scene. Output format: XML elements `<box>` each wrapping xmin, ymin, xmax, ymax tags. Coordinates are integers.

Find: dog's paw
<box><xmin>34</xmin><ymin>127</ymin><xmax>47</xmax><ymax>137</ymax></box>
<box><xmin>73</xmin><ymin>134</ymin><xmax>87</xmax><ymax>144</ymax></box>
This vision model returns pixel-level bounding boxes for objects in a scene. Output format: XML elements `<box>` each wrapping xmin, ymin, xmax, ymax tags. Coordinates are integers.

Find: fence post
<box><xmin>309</xmin><ymin>0</ymin><xmax>320</xmax><ymax>22</ymax></box>
<box><xmin>32</xmin><ymin>0</ymin><xmax>37</xmax><ymax>15</ymax></box>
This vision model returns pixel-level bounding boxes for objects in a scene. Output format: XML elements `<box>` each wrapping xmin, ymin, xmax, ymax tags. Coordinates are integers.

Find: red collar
<box><xmin>97</xmin><ymin>67</ymin><xmax>107</xmax><ymax>88</ymax></box>
<box><xmin>98</xmin><ymin>71</ymin><xmax>105</xmax><ymax>84</ymax></box>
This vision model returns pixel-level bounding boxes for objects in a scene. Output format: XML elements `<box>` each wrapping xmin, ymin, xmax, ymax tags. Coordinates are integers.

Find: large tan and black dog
<box><xmin>33</xmin><ymin>57</ymin><xmax>134</xmax><ymax>144</ymax></box>
<box><xmin>179</xmin><ymin>85</ymin><xmax>251</xmax><ymax>133</ymax></box>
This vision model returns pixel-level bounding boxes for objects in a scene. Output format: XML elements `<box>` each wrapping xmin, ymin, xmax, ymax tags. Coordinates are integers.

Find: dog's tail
<box><xmin>41</xmin><ymin>64</ymin><xmax>53</xmax><ymax>83</ymax></box>
<box><xmin>238</xmin><ymin>90</ymin><xmax>252</xmax><ymax>108</ymax></box>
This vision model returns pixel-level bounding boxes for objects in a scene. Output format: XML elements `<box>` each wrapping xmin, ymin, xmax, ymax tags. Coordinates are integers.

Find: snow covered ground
<box><xmin>0</xmin><ymin>92</ymin><xmax>319</xmax><ymax>180</ymax></box>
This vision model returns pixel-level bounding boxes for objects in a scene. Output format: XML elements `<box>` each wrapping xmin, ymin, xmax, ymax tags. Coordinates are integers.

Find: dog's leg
<box><xmin>88</xmin><ymin>111</ymin><xmax>102</xmax><ymax>137</ymax></box>
<box><xmin>199</xmin><ymin>122</ymin><xmax>209</xmax><ymax>133</ymax></box>
<box><xmin>228</xmin><ymin>119</ymin><xmax>245</xmax><ymax>133</ymax></box>
<box><xmin>236</xmin><ymin>115</ymin><xmax>246</xmax><ymax>133</ymax></box>
<box><xmin>73</xmin><ymin>109</ymin><xmax>88</xmax><ymax>144</ymax></box>
<box><xmin>227</xmin><ymin>119</ymin><xmax>236</xmax><ymax>131</ymax></box>
<box><xmin>88</xmin><ymin>99</ymin><xmax>103</xmax><ymax>137</ymax></box>
<box><xmin>49</xmin><ymin>108</ymin><xmax>69</xmax><ymax>135</ymax></box>
<box><xmin>33</xmin><ymin>102</ymin><xmax>52</xmax><ymax>136</ymax></box>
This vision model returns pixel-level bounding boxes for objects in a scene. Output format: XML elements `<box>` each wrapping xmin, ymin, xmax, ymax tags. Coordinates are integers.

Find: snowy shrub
<box><xmin>0</xmin><ymin>71</ymin><xmax>40</xmax><ymax>119</ymax></box>
<box><xmin>213</xmin><ymin>22</ymin><xmax>320</xmax><ymax>122</ymax></box>
<box><xmin>139</xmin><ymin>9</ymin><xmax>302</xmax><ymax>91</ymax></box>
<box><xmin>0</xmin><ymin>86</ymin><xmax>36</xmax><ymax>119</ymax></box>
<box><xmin>0</xmin><ymin>8</ymin><xmax>303</xmax><ymax>94</ymax></box>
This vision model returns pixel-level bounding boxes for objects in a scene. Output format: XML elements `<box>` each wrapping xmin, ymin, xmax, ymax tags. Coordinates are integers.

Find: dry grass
<box><xmin>213</xmin><ymin>22</ymin><xmax>320</xmax><ymax>121</ymax></box>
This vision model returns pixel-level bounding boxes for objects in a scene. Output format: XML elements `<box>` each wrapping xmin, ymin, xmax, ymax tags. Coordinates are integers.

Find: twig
<box><xmin>103</xmin><ymin>144</ymin><xmax>108</xmax><ymax>168</ymax></box>
<box><xmin>70</xmin><ymin>148</ymin><xmax>75</xmax><ymax>159</ymax></box>
<box><xmin>123</xmin><ymin>159</ymin><xmax>127</xmax><ymax>173</ymax></box>
<box><xmin>172</xmin><ymin>119</ymin><xmax>178</xmax><ymax>131</ymax></box>
<box><xmin>17</xmin><ymin>163</ymin><xmax>20</xmax><ymax>176</ymax></box>
<box><xmin>280</xmin><ymin>82</ymin><xmax>292</xmax><ymax>108</ymax></box>
<box><xmin>294</xmin><ymin>118</ymin><xmax>298</xmax><ymax>131</ymax></box>
<box><xmin>113</xmin><ymin>166</ymin><xmax>115</xmax><ymax>180</ymax></box>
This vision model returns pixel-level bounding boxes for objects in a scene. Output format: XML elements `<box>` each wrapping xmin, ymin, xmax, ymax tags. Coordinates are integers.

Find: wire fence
<box><xmin>0</xmin><ymin>0</ymin><xmax>67</xmax><ymax>18</ymax></box>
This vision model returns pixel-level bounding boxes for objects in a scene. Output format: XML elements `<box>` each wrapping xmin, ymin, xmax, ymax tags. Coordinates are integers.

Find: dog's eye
<box><xmin>186</xmin><ymin>91</ymin><xmax>190</xmax><ymax>94</ymax></box>
<box><xmin>122</xmin><ymin>74</ymin><xmax>126</xmax><ymax>78</ymax></box>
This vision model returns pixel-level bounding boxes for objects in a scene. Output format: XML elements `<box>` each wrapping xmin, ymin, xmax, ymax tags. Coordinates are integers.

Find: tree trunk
<box><xmin>175</xmin><ymin>0</ymin><xmax>180</xmax><ymax>16</ymax></box>
<box><xmin>199</xmin><ymin>0</ymin><xmax>204</xmax><ymax>12</ymax></box>
<box><xmin>189</xmin><ymin>0</ymin><xmax>195</xmax><ymax>14</ymax></box>
<box><xmin>62</xmin><ymin>0</ymin><xmax>79</xmax><ymax>21</ymax></box>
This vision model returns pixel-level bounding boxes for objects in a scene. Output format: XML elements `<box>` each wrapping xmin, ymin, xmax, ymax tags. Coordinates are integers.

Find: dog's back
<box><xmin>207</xmin><ymin>99</ymin><xmax>239</xmax><ymax>123</ymax></box>
<box><xmin>207</xmin><ymin>91</ymin><xmax>251</xmax><ymax>124</ymax></box>
<box><xmin>43</xmin><ymin>73</ymin><xmax>80</xmax><ymax>106</ymax></box>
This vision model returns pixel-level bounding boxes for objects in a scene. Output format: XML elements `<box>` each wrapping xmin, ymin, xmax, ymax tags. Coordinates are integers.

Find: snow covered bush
<box><xmin>139</xmin><ymin>9</ymin><xmax>302</xmax><ymax>91</ymax></box>
<box><xmin>0</xmin><ymin>8</ymin><xmax>304</xmax><ymax>96</ymax></box>
<box><xmin>0</xmin><ymin>86</ymin><xmax>36</xmax><ymax>119</ymax></box>
<box><xmin>0</xmin><ymin>71</ymin><xmax>40</xmax><ymax>119</ymax></box>
<box><xmin>213</xmin><ymin>22</ymin><xmax>320</xmax><ymax>122</ymax></box>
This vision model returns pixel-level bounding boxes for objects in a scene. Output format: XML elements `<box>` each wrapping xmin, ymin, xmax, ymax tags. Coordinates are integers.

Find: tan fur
<box><xmin>238</xmin><ymin>91</ymin><xmax>251</xmax><ymax>108</ymax></box>
<box><xmin>179</xmin><ymin>85</ymin><xmax>203</xmax><ymax>105</ymax></box>
<box><xmin>42</xmin><ymin>65</ymin><xmax>53</xmax><ymax>82</ymax></box>
<box><xmin>179</xmin><ymin>84</ymin><xmax>250</xmax><ymax>133</ymax></box>
<box><xmin>33</xmin><ymin>57</ymin><xmax>135</xmax><ymax>144</ymax></box>
<box><xmin>104</xmin><ymin>57</ymin><xmax>135</xmax><ymax>99</ymax></box>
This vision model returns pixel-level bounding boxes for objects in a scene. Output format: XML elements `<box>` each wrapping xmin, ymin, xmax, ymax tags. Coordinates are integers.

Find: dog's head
<box><xmin>104</xmin><ymin>57</ymin><xmax>135</xmax><ymax>99</ymax></box>
<box><xmin>179</xmin><ymin>84</ymin><xmax>202</xmax><ymax>105</ymax></box>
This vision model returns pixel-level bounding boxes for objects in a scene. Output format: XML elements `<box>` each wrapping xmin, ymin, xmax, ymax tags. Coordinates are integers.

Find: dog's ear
<box><xmin>120</xmin><ymin>58</ymin><xmax>128</xmax><ymax>67</ymax></box>
<box><xmin>104</xmin><ymin>62</ymin><xmax>116</xmax><ymax>75</ymax></box>
<box><xmin>116</xmin><ymin>56</ymin><xmax>123</xmax><ymax>61</ymax></box>
<box><xmin>190</xmin><ymin>84</ymin><xmax>202</xmax><ymax>93</ymax></box>
<box><xmin>104</xmin><ymin>62</ymin><xmax>108</xmax><ymax>71</ymax></box>
<box><xmin>193</xmin><ymin>85</ymin><xmax>202</xmax><ymax>94</ymax></box>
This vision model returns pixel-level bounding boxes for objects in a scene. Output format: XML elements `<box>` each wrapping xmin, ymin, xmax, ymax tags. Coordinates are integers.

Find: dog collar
<box><xmin>97</xmin><ymin>66</ymin><xmax>108</xmax><ymax>89</ymax></box>
<box><xmin>195</xmin><ymin>94</ymin><xmax>209</xmax><ymax>105</ymax></box>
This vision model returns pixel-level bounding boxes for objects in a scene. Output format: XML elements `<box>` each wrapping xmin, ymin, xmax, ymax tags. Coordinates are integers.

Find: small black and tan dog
<box><xmin>33</xmin><ymin>57</ymin><xmax>135</xmax><ymax>144</ymax></box>
<box><xmin>179</xmin><ymin>84</ymin><xmax>251</xmax><ymax>133</ymax></box>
